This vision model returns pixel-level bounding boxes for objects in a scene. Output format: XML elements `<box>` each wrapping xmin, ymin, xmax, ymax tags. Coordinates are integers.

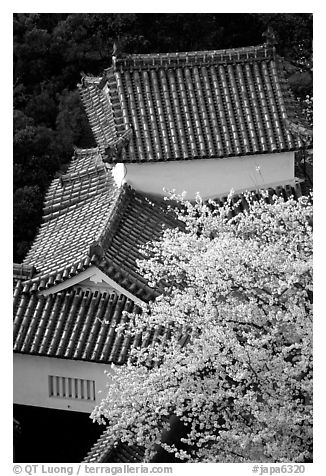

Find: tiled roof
<box><xmin>13</xmin><ymin>285</ymin><xmax>141</xmax><ymax>363</ymax></box>
<box><xmin>14</xmin><ymin>179</ymin><xmax>304</xmax><ymax>464</ymax></box>
<box><xmin>22</xmin><ymin>148</ymin><xmax>120</xmax><ymax>281</ymax></box>
<box><xmin>83</xmin><ymin>434</ymin><xmax>144</xmax><ymax>463</ymax></box>
<box><xmin>68</xmin><ymin>146</ymin><xmax>103</xmax><ymax>173</ymax></box>
<box><xmin>20</xmin><ymin>148</ymin><xmax>179</xmax><ymax>299</ymax></box>
<box><xmin>13</xmin><ymin>280</ymin><xmax>181</xmax><ymax>364</ymax></box>
<box><xmin>97</xmin><ymin>188</ymin><xmax>182</xmax><ymax>298</ymax></box>
<box><xmin>19</xmin><ymin>150</ymin><xmax>302</xmax><ymax>300</ymax></box>
<box><xmin>15</xmin><ymin>181</ymin><xmax>303</xmax><ymax>365</ymax></box>
<box><xmin>95</xmin><ymin>183</ymin><xmax>302</xmax><ymax>297</ymax></box>
<box><xmin>79</xmin><ymin>43</ymin><xmax>310</xmax><ymax>164</ymax></box>
<box><xmin>78</xmin><ymin>78</ymin><xmax>116</xmax><ymax>155</ymax></box>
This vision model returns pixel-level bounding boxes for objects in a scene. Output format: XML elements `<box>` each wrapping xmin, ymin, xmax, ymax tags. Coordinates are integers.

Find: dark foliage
<box><xmin>13</xmin><ymin>13</ymin><xmax>312</xmax><ymax>262</ymax></box>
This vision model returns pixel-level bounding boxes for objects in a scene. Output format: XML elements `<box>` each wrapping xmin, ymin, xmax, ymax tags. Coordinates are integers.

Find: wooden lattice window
<box><xmin>48</xmin><ymin>375</ymin><xmax>96</xmax><ymax>401</ymax></box>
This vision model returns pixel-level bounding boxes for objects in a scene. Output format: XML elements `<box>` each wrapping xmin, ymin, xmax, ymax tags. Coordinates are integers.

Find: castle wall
<box><xmin>113</xmin><ymin>152</ymin><xmax>295</xmax><ymax>200</ymax></box>
<box><xmin>13</xmin><ymin>353</ymin><xmax>114</xmax><ymax>414</ymax></box>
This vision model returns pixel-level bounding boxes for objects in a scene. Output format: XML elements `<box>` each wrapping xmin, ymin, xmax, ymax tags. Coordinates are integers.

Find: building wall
<box><xmin>113</xmin><ymin>152</ymin><xmax>295</xmax><ymax>200</ymax></box>
<box><xmin>13</xmin><ymin>353</ymin><xmax>114</xmax><ymax>414</ymax></box>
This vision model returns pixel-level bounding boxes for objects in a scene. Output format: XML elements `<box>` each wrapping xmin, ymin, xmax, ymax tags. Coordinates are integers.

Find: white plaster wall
<box><xmin>113</xmin><ymin>152</ymin><xmax>295</xmax><ymax>200</ymax></box>
<box><xmin>13</xmin><ymin>354</ymin><xmax>114</xmax><ymax>414</ymax></box>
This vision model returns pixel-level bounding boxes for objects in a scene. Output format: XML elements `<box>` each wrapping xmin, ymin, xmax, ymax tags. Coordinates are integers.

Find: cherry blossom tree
<box><xmin>92</xmin><ymin>192</ymin><xmax>313</xmax><ymax>463</ymax></box>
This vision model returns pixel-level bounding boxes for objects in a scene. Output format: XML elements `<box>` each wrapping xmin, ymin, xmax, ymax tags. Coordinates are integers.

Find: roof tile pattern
<box><xmin>80</xmin><ymin>44</ymin><xmax>308</xmax><ymax>163</ymax></box>
<box><xmin>68</xmin><ymin>147</ymin><xmax>103</xmax><ymax>174</ymax></box>
<box><xmin>99</xmin><ymin>182</ymin><xmax>302</xmax><ymax>295</ymax></box>
<box><xmin>22</xmin><ymin>149</ymin><xmax>121</xmax><ymax>287</ymax></box>
<box><xmin>13</xmin><ymin>281</ymin><xmax>180</xmax><ymax>364</ymax></box>
<box><xmin>98</xmin><ymin>188</ymin><xmax>182</xmax><ymax>295</ymax></box>
<box><xmin>13</xmin><ymin>285</ymin><xmax>142</xmax><ymax>363</ymax></box>
<box><xmin>83</xmin><ymin>434</ymin><xmax>144</xmax><ymax>463</ymax></box>
<box><xmin>21</xmin><ymin>149</ymin><xmax>180</xmax><ymax>298</ymax></box>
<box><xmin>78</xmin><ymin>78</ymin><xmax>116</xmax><ymax>154</ymax></box>
<box><xmin>14</xmin><ymin>183</ymin><xmax>302</xmax><ymax>365</ymax></box>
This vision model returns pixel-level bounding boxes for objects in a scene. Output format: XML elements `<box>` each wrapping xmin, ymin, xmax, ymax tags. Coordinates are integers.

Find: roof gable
<box><xmin>19</xmin><ymin>148</ymin><xmax>180</xmax><ymax>299</ymax></box>
<box><xmin>14</xmin><ymin>181</ymin><xmax>303</xmax><ymax>365</ymax></box>
<box><xmin>79</xmin><ymin>43</ymin><xmax>309</xmax><ymax>164</ymax></box>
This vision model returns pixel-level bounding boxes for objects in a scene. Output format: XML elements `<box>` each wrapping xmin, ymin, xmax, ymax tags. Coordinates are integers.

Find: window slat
<box><xmin>48</xmin><ymin>375</ymin><xmax>95</xmax><ymax>401</ymax></box>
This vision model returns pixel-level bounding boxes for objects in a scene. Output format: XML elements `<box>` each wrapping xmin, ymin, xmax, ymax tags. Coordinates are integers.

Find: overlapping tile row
<box><xmin>78</xmin><ymin>76</ymin><xmax>117</xmax><ymax>154</ymax></box>
<box><xmin>43</xmin><ymin>148</ymin><xmax>108</xmax><ymax>219</ymax></box>
<box><xmin>84</xmin><ymin>433</ymin><xmax>144</xmax><ymax>463</ymax></box>
<box><xmin>68</xmin><ymin>147</ymin><xmax>103</xmax><ymax>174</ymax></box>
<box><xmin>81</xmin><ymin>44</ymin><xmax>309</xmax><ymax>163</ymax></box>
<box><xmin>98</xmin><ymin>260</ymin><xmax>159</xmax><ymax>302</ymax></box>
<box><xmin>23</xmin><ymin>150</ymin><xmax>121</xmax><ymax>281</ymax></box>
<box><xmin>13</xmin><ymin>285</ymin><xmax>143</xmax><ymax>363</ymax></box>
<box><xmin>42</xmin><ymin>167</ymin><xmax>108</xmax><ymax>220</ymax></box>
<box><xmin>111</xmin><ymin>57</ymin><xmax>299</xmax><ymax>162</ymax></box>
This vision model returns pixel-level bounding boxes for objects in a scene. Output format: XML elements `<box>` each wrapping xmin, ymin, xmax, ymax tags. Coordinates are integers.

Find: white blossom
<box><xmin>92</xmin><ymin>192</ymin><xmax>312</xmax><ymax>463</ymax></box>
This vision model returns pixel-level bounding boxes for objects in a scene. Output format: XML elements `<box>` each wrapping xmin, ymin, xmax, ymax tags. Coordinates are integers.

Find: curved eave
<box><xmin>102</xmin><ymin>144</ymin><xmax>304</xmax><ymax>164</ymax></box>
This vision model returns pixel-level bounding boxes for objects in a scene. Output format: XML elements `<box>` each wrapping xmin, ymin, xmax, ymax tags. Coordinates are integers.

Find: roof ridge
<box><xmin>78</xmin><ymin>74</ymin><xmax>101</xmax><ymax>86</ymax></box>
<box><xmin>112</xmin><ymin>43</ymin><xmax>275</xmax><ymax>71</ymax></box>
<box><xmin>73</xmin><ymin>146</ymin><xmax>100</xmax><ymax>156</ymax></box>
<box><xmin>93</xmin><ymin>184</ymin><xmax>131</xmax><ymax>257</ymax></box>
<box><xmin>78</xmin><ymin>75</ymin><xmax>116</xmax><ymax>154</ymax></box>
<box><xmin>105</xmin><ymin>128</ymin><xmax>133</xmax><ymax>161</ymax></box>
